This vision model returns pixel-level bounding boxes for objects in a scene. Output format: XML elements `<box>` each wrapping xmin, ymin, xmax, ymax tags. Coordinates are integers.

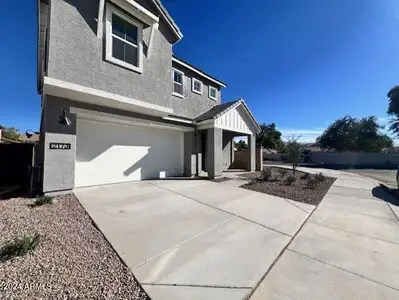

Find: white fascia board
<box><xmin>162</xmin><ymin>116</ymin><xmax>193</xmax><ymax>124</ymax></box>
<box><xmin>70</xmin><ymin>107</ymin><xmax>193</xmax><ymax>132</ymax></box>
<box><xmin>43</xmin><ymin>77</ymin><xmax>173</xmax><ymax>117</ymax></box>
<box><xmin>151</xmin><ymin>0</ymin><xmax>183</xmax><ymax>41</ymax></box>
<box><xmin>172</xmin><ymin>57</ymin><xmax>227</xmax><ymax>88</ymax></box>
<box><xmin>214</xmin><ymin>123</ymin><xmax>252</xmax><ymax>135</ymax></box>
<box><xmin>111</xmin><ymin>0</ymin><xmax>159</xmax><ymax>25</ymax></box>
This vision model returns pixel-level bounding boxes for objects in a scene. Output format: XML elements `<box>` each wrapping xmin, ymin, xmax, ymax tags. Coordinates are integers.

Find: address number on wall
<box><xmin>49</xmin><ymin>143</ymin><xmax>71</xmax><ymax>150</ymax></box>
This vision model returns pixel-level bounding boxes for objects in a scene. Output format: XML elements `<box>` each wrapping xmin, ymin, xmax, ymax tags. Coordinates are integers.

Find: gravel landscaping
<box><xmin>240</xmin><ymin>167</ymin><xmax>336</xmax><ymax>206</ymax></box>
<box><xmin>0</xmin><ymin>194</ymin><xmax>148</xmax><ymax>300</ymax></box>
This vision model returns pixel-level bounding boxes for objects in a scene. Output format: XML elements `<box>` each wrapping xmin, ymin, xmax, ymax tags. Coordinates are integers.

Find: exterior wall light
<box><xmin>59</xmin><ymin>109</ymin><xmax>72</xmax><ymax>126</ymax></box>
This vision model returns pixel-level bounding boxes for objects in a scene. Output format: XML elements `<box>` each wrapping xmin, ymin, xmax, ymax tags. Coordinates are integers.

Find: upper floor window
<box><xmin>209</xmin><ymin>86</ymin><xmax>218</xmax><ymax>100</ymax></box>
<box><xmin>192</xmin><ymin>78</ymin><xmax>203</xmax><ymax>95</ymax></box>
<box><xmin>105</xmin><ymin>5</ymin><xmax>143</xmax><ymax>73</ymax></box>
<box><xmin>172</xmin><ymin>69</ymin><xmax>184</xmax><ymax>98</ymax></box>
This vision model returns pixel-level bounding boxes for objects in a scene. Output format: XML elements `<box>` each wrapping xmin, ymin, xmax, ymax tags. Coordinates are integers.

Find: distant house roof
<box><xmin>19</xmin><ymin>133</ymin><xmax>40</xmax><ymax>143</ymax></box>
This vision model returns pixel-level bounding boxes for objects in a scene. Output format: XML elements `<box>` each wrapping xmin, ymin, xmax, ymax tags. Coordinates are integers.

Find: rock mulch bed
<box><xmin>240</xmin><ymin>167</ymin><xmax>336</xmax><ymax>206</ymax></box>
<box><xmin>0</xmin><ymin>195</ymin><xmax>148</xmax><ymax>300</ymax></box>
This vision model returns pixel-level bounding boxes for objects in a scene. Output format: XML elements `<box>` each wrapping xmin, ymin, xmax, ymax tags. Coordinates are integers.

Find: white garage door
<box><xmin>75</xmin><ymin>119</ymin><xmax>183</xmax><ymax>187</ymax></box>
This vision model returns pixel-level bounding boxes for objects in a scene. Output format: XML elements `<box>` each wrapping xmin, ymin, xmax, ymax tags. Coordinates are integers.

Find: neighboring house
<box><xmin>37</xmin><ymin>0</ymin><xmax>260</xmax><ymax>195</ymax></box>
<box><xmin>19</xmin><ymin>133</ymin><xmax>41</xmax><ymax>143</ymax></box>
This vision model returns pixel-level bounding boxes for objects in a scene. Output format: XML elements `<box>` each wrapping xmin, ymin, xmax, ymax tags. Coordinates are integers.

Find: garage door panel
<box><xmin>75</xmin><ymin>120</ymin><xmax>183</xmax><ymax>187</ymax></box>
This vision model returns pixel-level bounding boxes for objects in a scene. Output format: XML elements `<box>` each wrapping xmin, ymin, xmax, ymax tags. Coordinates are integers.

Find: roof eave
<box><xmin>172</xmin><ymin>56</ymin><xmax>227</xmax><ymax>88</ymax></box>
<box><xmin>151</xmin><ymin>0</ymin><xmax>183</xmax><ymax>43</ymax></box>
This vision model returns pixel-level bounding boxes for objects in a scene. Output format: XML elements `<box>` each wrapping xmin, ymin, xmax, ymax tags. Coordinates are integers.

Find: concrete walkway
<box><xmin>250</xmin><ymin>167</ymin><xmax>399</xmax><ymax>299</ymax></box>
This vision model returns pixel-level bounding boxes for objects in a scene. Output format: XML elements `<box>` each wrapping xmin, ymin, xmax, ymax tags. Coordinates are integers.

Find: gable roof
<box><xmin>195</xmin><ymin>99</ymin><xmax>261</xmax><ymax>133</ymax></box>
<box><xmin>195</xmin><ymin>101</ymin><xmax>238</xmax><ymax>122</ymax></box>
<box><xmin>151</xmin><ymin>0</ymin><xmax>183</xmax><ymax>42</ymax></box>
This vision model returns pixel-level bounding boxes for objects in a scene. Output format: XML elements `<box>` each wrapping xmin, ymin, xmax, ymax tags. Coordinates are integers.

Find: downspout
<box><xmin>97</xmin><ymin>0</ymin><xmax>105</xmax><ymax>38</ymax></box>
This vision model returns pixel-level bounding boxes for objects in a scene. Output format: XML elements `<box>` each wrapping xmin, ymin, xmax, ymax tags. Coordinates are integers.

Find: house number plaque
<box><xmin>49</xmin><ymin>143</ymin><xmax>71</xmax><ymax>150</ymax></box>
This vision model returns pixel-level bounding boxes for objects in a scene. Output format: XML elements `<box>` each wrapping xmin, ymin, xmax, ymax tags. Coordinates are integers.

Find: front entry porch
<box><xmin>197</xmin><ymin>129</ymin><xmax>255</xmax><ymax>178</ymax></box>
<box><xmin>183</xmin><ymin>99</ymin><xmax>261</xmax><ymax>179</ymax></box>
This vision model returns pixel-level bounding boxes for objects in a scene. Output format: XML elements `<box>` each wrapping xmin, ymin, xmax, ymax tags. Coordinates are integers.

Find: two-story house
<box><xmin>37</xmin><ymin>0</ymin><xmax>260</xmax><ymax>195</ymax></box>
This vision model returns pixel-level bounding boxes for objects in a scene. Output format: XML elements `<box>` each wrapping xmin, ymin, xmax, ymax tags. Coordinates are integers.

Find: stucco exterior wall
<box><xmin>171</xmin><ymin>61</ymin><xmax>222</xmax><ymax>119</ymax></box>
<box><xmin>248</xmin><ymin>135</ymin><xmax>256</xmax><ymax>171</ymax></box>
<box><xmin>222</xmin><ymin>131</ymin><xmax>235</xmax><ymax>170</ymax></box>
<box><xmin>41</xmin><ymin>96</ymin><xmax>78</xmax><ymax>193</ymax></box>
<box><xmin>206</xmin><ymin>128</ymin><xmax>223</xmax><ymax>178</ymax></box>
<box><xmin>183</xmin><ymin>131</ymin><xmax>197</xmax><ymax>176</ymax></box>
<box><xmin>47</xmin><ymin>0</ymin><xmax>174</xmax><ymax>109</ymax></box>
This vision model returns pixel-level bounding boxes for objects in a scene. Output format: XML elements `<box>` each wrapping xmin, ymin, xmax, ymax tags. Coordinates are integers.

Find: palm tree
<box><xmin>387</xmin><ymin>85</ymin><xmax>399</xmax><ymax>137</ymax></box>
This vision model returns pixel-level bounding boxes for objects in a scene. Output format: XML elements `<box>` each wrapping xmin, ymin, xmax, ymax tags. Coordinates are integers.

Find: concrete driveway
<box><xmin>75</xmin><ymin>179</ymin><xmax>313</xmax><ymax>300</ymax></box>
<box><xmin>75</xmin><ymin>168</ymin><xmax>399</xmax><ymax>300</ymax></box>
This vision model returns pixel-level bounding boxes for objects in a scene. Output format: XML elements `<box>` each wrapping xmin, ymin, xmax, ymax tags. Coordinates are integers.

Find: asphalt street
<box><xmin>347</xmin><ymin>169</ymin><xmax>397</xmax><ymax>188</ymax></box>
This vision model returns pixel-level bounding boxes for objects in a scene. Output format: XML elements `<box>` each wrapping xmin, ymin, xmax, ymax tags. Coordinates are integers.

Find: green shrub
<box><xmin>301</xmin><ymin>172</ymin><xmax>310</xmax><ymax>180</ymax></box>
<box><xmin>33</xmin><ymin>196</ymin><xmax>53</xmax><ymax>207</ymax></box>
<box><xmin>278</xmin><ymin>168</ymin><xmax>288</xmax><ymax>178</ymax></box>
<box><xmin>285</xmin><ymin>175</ymin><xmax>296</xmax><ymax>186</ymax></box>
<box><xmin>315</xmin><ymin>172</ymin><xmax>325</xmax><ymax>182</ymax></box>
<box><xmin>0</xmin><ymin>233</ymin><xmax>40</xmax><ymax>262</ymax></box>
<box><xmin>260</xmin><ymin>168</ymin><xmax>272</xmax><ymax>181</ymax></box>
<box><xmin>306</xmin><ymin>177</ymin><xmax>319</xmax><ymax>189</ymax></box>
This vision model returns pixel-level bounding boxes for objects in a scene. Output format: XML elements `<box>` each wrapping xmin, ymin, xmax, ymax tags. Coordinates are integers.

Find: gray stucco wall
<box><xmin>183</xmin><ymin>131</ymin><xmax>197</xmax><ymax>176</ymax></box>
<box><xmin>171</xmin><ymin>61</ymin><xmax>222</xmax><ymax>119</ymax></box>
<box><xmin>41</xmin><ymin>96</ymin><xmax>78</xmax><ymax>193</ymax></box>
<box><xmin>222</xmin><ymin>131</ymin><xmax>235</xmax><ymax>171</ymax></box>
<box><xmin>206</xmin><ymin>128</ymin><xmax>223</xmax><ymax>178</ymax></box>
<box><xmin>248</xmin><ymin>135</ymin><xmax>256</xmax><ymax>171</ymax></box>
<box><xmin>47</xmin><ymin>0</ymin><xmax>174</xmax><ymax>109</ymax></box>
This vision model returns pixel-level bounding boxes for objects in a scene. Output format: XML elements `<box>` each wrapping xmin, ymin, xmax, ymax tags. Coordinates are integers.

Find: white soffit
<box><xmin>43</xmin><ymin>77</ymin><xmax>173</xmax><ymax>117</ymax></box>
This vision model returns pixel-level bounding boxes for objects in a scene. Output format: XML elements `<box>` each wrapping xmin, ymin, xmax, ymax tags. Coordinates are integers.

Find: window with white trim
<box><xmin>105</xmin><ymin>5</ymin><xmax>143</xmax><ymax>73</ymax></box>
<box><xmin>209</xmin><ymin>86</ymin><xmax>218</xmax><ymax>100</ymax></box>
<box><xmin>192</xmin><ymin>78</ymin><xmax>203</xmax><ymax>95</ymax></box>
<box><xmin>173</xmin><ymin>69</ymin><xmax>184</xmax><ymax>97</ymax></box>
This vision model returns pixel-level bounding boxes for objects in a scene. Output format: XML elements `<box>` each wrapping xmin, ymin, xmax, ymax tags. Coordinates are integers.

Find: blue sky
<box><xmin>1</xmin><ymin>0</ymin><xmax>399</xmax><ymax>143</ymax></box>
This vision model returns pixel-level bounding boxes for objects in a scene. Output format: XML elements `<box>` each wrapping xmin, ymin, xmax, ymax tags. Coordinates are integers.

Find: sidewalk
<box><xmin>249</xmin><ymin>167</ymin><xmax>399</xmax><ymax>299</ymax></box>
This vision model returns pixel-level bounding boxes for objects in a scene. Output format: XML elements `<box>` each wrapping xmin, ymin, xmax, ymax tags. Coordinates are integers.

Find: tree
<box><xmin>387</xmin><ymin>86</ymin><xmax>399</xmax><ymax>137</ymax></box>
<box><xmin>256</xmin><ymin>123</ymin><xmax>284</xmax><ymax>150</ymax></box>
<box><xmin>2</xmin><ymin>127</ymin><xmax>20</xmax><ymax>141</ymax></box>
<box><xmin>283</xmin><ymin>136</ymin><xmax>303</xmax><ymax>175</ymax></box>
<box><xmin>235</xmin><ymin>140</ymin><xmax>248</xmax><ymax>151</ymax></box>
<box><xmin>317</xmin><ymin>116</ymin><xmax>393</xmax><ymax>152</ymax></box>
